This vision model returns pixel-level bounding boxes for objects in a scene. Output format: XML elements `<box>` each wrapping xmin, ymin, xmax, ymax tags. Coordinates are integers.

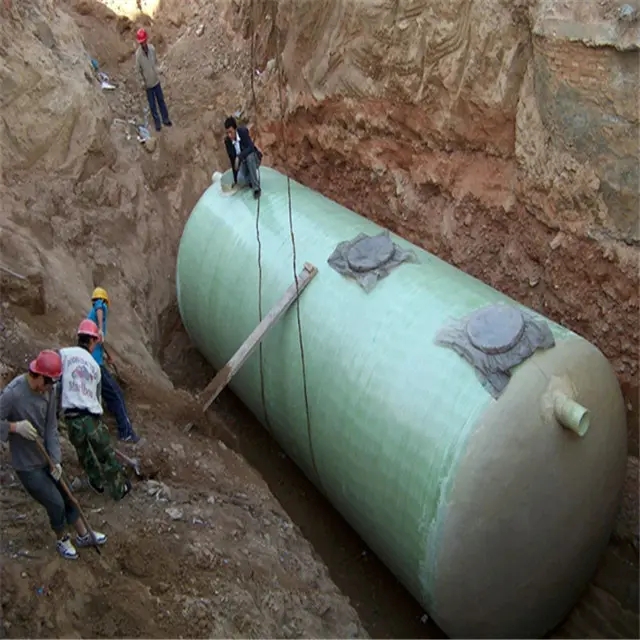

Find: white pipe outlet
<box><xmin>554</xmin><ymin>393</ymin><xmax>591</xmax><ymax>437</ymax></box>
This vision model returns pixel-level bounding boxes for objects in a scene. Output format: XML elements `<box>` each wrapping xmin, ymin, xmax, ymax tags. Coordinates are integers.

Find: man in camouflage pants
<box><xmin>58</xmin><ymin>320</ymin><xmax>131</xmax><ymax>501</ymax></box>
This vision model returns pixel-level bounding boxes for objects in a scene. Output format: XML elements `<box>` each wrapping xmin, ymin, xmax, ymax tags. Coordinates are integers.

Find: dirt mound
<box><xmin>0</xmin><ymin>401</ymin><xmax>367</xmax><ymax>639</ymax></box>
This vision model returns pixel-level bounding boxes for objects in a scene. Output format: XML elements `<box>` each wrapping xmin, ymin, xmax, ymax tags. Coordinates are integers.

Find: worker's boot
<box><xmin>120</xmin><ymin>430</ymin><xmax>141</xmax><ymax>444</ymax></box>
<box><xmin>56</xmin><ymin>535</ymin><xmax>78</xmax><ymax>560</ymax></box>
<box><xmin>88</xmin><ymin>477</ymin><xmax>104</xmax><ymax>495</ymax></box>
<box><xmin>76</xmin><ymin>531</ymin><xmax>108</xmax><ymax>548</ymax></box>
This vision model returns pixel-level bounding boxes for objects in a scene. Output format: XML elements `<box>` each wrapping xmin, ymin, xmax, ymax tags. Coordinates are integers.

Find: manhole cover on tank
<box><xmin>466</xmin><ymin>305</ymin><xmax>525</xmax><ymax>355</ymax></box>
<box><xmin>346</xmin><ymin>234</ymin><xmax>395</xmax><ymax>273</ymax></box>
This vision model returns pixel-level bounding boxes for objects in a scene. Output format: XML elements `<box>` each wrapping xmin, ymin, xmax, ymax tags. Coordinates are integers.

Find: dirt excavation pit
<box><xmin>1</xmin><ymin>0</ymin><xmax>638</xmax><ymax>638</ymax></box>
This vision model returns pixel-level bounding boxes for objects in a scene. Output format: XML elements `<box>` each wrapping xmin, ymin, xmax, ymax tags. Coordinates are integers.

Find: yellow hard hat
<box><xmin>91</xmin><ymin>287</ymin><xmax>109</xmax><ymax>305</ymax></box>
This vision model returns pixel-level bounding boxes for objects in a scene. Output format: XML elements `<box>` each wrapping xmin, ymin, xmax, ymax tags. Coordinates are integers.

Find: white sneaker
<box><xmin>56</xmin><ymin>535</ymin><xmax>78</xmax><ymax>560</ymax></box>
<box><xmin>75</xmin><ymin>531</ymin><xmax>107</xmax><ymax>548</ymax></box>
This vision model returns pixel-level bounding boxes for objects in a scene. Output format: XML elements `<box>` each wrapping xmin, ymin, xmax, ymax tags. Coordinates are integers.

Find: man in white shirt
<box><xmin>59</xmin><ymin>319</ymin><xmax>131</xmax><ymax>501</ymax></box>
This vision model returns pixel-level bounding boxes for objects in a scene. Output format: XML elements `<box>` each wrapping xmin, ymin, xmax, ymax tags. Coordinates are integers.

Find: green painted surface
<box><xmin>176</xmin><ymin>167</ymin><xmax>575</xmax><ymax>610</ymax></box>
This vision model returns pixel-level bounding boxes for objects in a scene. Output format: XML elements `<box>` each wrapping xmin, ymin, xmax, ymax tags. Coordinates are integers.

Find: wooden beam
<box><xmin>199</xmin><ymin>262</ymin><xmax>318</xmax><ymax>413</ymax></box>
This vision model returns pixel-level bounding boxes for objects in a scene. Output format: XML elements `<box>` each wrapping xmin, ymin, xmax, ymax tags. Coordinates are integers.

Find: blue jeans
<box><xmin>146</xmin><ymin>82</ymin><xmax>170</xmax><ymax>131</ymax></box>
<box><xmin>17</xmin><ymin>467</ymin><xmax>79</xmax><ymax>535</ymax></box>
<box><xmin>100</xmin><ymin>366</ymin><xmax>134</xmax><ymax>439</ymax></box>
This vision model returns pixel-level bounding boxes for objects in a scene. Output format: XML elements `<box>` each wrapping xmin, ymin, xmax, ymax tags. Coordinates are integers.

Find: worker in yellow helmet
<box><xmin>87</xmin><ymin>287</ymin><xmax>140</xmax><ymax>443</ymax></box>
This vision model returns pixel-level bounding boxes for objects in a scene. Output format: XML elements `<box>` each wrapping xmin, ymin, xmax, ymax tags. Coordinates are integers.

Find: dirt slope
<box><xmin>0</xmin><ymin>396</ymin><xmax>366</xmax><ymax>639</ymax></box>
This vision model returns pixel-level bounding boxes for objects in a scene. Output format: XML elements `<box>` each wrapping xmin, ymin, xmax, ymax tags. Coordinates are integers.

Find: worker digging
<box><xmin>87</xmin><ymin>287</ymin><xmax>141</xmax><ymax>443</ymax></box>
<box><xmin>135</xmin><ymin>27</ymin><xmax>172</xmax><ymax>133</ymax></box>
<box><xmin>224</xmin><ymin>116</ymin><xmax>263</xmax><ymax>199</ymax></box>
<box><xmin>0</xmin><ymin>350</ymin><xmax>108</xmax><ymax>560</ymax></box>
<box><xmin>59</xmin><ymin>319</ymin><xmax>133</xmax><ymax>501</ymax></box>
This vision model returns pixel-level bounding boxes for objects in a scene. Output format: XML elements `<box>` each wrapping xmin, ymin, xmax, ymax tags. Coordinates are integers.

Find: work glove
<box><xmin>50</xmin><ymin>463</ymin><xmax>63</xmax><ymax>482</ymax></box>
<box><xmin>14</xmin><ymin>420</ymin><xmax>38</xmax><ymax>441</ymax></box>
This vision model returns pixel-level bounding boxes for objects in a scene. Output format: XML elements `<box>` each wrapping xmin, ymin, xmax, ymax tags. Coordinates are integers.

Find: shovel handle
<box><xmin>35</xmin><ymin>440</ymin><xmax>101</xmax><ymax>555</ymax></box>
<box><xmin>114</xmin><ymin>449</ymin><xmax>141</xmax><ymax>476</ymax></box>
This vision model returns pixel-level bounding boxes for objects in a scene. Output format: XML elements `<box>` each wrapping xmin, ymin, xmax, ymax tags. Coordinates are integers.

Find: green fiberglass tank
<box><xmin>176</xmin><ymin>167</ymin><xmax>627</xmax><ymax>639</ymax></box>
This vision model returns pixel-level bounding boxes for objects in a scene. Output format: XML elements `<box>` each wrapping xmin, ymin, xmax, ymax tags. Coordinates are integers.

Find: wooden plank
<box><xmin>199</xmin><ymin>262</ymin><xmax>318</xmax><ymax>413</ymax></box>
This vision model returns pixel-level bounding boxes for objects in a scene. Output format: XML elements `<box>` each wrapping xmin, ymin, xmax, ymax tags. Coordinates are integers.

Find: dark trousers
<box><xmin>237</xmin><ymin>151</ymin><xmax>261</xmax><ymax>192</ymax></box>
<box><xmin>146</xmin><ymin>82</ymin><xmax>170</xmax><ymax>131</ymax></box>
<box><xmin>16</xmin><ymin>467</ymin><xmax>79</xmax><ymax>534</ymax></box>
<box><xmin>100</xmin><ymin>365</ymin><xmax>133</xmax><ymax>439</ymax></box>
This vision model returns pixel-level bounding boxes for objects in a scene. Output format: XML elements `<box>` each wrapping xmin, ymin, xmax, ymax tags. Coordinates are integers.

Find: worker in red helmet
<box><xmin>59</xmin><ymin>319</ymin><xmax>132</xmax><ymax>502</ymax></box>
<box><xmin>134</xmin><ymin>27</ymin><xmax>172</xmax><ymax>132</ymax></box>
<box><xmin>0</xmin><ymin>350</ymin><xmax>107</xmax><ymax>559</ymax></box>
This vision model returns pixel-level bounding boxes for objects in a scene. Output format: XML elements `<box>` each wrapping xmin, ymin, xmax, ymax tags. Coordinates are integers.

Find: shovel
<box><xmin>35</xmin><ymin>440</ymin><xmax>102</xmax><ymax>555</ymax></box>
<box><xmin>115</xmin><ymin>449</ymin><xmax>142</xmax><ymax>477</ymax></box>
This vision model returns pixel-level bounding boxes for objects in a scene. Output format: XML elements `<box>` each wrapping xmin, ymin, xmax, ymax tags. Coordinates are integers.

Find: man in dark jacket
<box><xmin>224</xmin><ymin>116</ymin><xmax>263</xmax><ymax>199</ymax></box>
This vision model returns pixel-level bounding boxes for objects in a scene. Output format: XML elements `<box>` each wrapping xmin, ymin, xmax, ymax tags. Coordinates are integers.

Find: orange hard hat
<box><xmin>136</xmin><ymin>28</ymin><xmax>148</xmax><ymax>44</ymax></box>
<box><xmin>29</xmin><ymin>350</ymin><xmax>62</xmax><ymax>379</ymax></box>
<box><xmin>77</xmin><ymin>319</ymin><xmax>100</xmax><ymax>339</ymax></box>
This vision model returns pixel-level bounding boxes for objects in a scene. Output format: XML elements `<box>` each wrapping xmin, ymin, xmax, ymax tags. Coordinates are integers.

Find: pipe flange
<box><xmin>466</xmin><ymin>305</ymin><xmax>526</xmax><ymax>355</ymax></box>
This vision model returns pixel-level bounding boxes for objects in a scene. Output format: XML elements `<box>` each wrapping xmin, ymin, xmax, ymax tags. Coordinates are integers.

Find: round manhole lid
<box><xmin>466</xmin><ymin>305</ymin><xmax>525</xmax><ymax>355</ymax></box>
<box><xmin>346</xmin><ymin>235</ymin><xmax>395</xmax><ymax>273</ymax></box>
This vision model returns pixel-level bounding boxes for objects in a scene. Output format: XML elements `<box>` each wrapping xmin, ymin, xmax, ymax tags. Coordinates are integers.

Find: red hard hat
<box><xmin>29</xmin><ymin>350</ymin><xmax>62</xmax><ymax>379</ymax></box>
<box><xmin>77</xmin><ymin>319</ymin><xmax>100</xmax><ymax>338</ymax></box>
<box><xmin>136</xmin><ymin>28</ymin><xmax>148</xmax><ymax>43</ymax></box>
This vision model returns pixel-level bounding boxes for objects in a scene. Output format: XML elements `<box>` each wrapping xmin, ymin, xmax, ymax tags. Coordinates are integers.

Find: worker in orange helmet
<box><xmin>59</xmin><ymin>319</ymin><xmax>132</xmax><ymax>502</ymax></box>
<box><xmin>134</xmin><ymin>27</ymin><xmax>172</xmax><ymax>132</ymax></box>
<box><xmin>0</xmin><ymin>350</ymin><xmax>107</xmax><ymax>559</ymax></box>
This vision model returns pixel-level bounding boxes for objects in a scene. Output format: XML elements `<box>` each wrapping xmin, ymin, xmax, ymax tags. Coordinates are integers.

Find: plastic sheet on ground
<box><xmin>434</xmin><ymin>303</ymin><xmax>556</xmax><ymax>398</ymax></box>
<box><xmin>327</xmin><ymin>230</ymin><xmax>418</xmax><ymax>292</ymax></box>
<box><xmin>97</xmin><ymin>71</ymin><xmax>116</xmax><ymax>90</ymax></box>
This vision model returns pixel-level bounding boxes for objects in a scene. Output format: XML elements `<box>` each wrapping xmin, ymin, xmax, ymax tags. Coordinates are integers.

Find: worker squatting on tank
<box><xmin>135</xmin><ymin>28</ymin><xmax>172</xmax><ymax>132</ymax></box>
<box><xmin>87</xmin><ymin>287</ymin><xmax>141</xmax><ymax>443</ymax></box>
<box><xmin>0</xmin><ymin>351</ymin><xmax>108</xmax><ymax>560</ymax></box>
<box><xmin>59</xmin><ymin>319</ymin><xmax>132</xmax><ymax>501</ymax></box>
<box><xmin>224</xmin><ymin>116</ymin><xmax>263</xmax><ymax>199</ymax></box>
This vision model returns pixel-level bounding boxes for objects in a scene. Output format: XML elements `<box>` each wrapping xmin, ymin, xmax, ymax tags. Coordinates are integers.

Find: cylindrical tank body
<box><xmin>176</xmin><ymin>168</ymin><xmax>627</xmax><ymax>638</ymax></box>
